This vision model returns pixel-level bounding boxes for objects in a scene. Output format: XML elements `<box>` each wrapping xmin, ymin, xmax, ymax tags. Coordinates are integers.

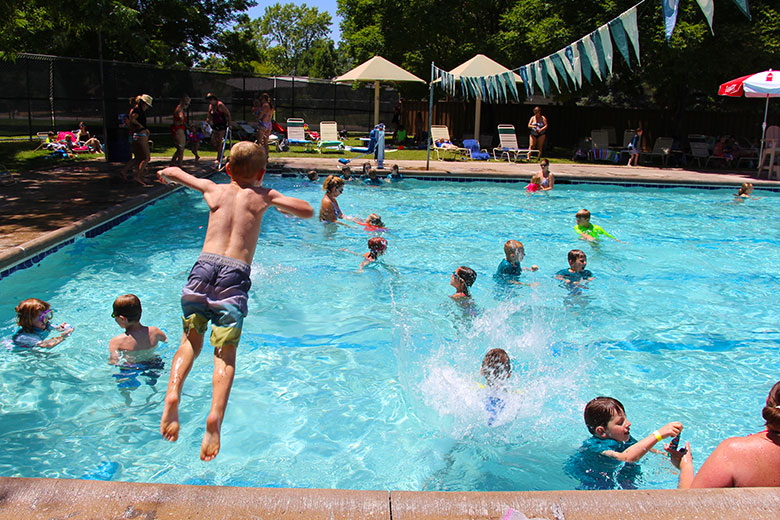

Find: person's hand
<box><xmin>659</xmin><ymin>422</ymin><xmax>683</xmax><ymax>439</ymax></box>
<box><xmin>59</xmin><ymin>323</ymin><xmax>74</xmax><ymax>337</ymax></box>
<box><xmin>666</xmin><ymin>441</ymin><xmax>692</xmax><ymax>469</ymax></box>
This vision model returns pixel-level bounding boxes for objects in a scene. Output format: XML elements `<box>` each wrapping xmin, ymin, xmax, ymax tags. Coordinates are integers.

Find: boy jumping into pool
<box><xmin>574</xmin><ymin>209</ymin><xmax>620</xmax><ymax>242</ymax></box>
<box><xmin>157</xmin><ymin>142</ymin><xmax>314</xmax><ymax>461</ymax></box>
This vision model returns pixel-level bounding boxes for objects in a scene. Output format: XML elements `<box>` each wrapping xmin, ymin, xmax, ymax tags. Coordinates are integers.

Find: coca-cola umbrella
<box><xmin>719</xmin><ymin>69</ymin><xmax>780</xmax><ymax>163</ymax></box>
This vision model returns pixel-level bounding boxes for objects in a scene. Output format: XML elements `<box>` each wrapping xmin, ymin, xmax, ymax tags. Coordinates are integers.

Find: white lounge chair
<box><xmin>430</xmin><ymin>125</ymin><xmax>469</xmax><ymax>160</ymax></box>
<box><xmin>493</xmin><ymin>124</ymin><xmax>533</xmax><ymax>162</ymax></box>
<box><xmin>640</xmin><ymin>137</ymin><xmax>674</xmax><ymax>167</ymax></box>
<box><xmin>286</xmin><ymin>118</ymin><xmax>315</xmax><ymax>152</ymax></box>
<box><xmin>317</xmin><ymin>121</ymin><xmax>345</xmax><ymax>153</ymax></box>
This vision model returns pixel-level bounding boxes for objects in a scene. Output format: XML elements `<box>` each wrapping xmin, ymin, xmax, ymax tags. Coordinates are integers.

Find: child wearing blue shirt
<box><xmin>566</xmin><ymin>396</ymin><xmax>683</xmax><ymax>490</ymax></box>
<box><xmin>494</xmin><ymin>240</ymin><xmax>538</xmax><ymax>284</ymax></box>
<box><xmin>12</xmin><ymin>298</ymin><xmax>74</xmax><ymax>348</ymax></box>
<box><xmin>555</xmin><ymin>249</ymin><xmax>594</xmax><ymax>285</ymax></box>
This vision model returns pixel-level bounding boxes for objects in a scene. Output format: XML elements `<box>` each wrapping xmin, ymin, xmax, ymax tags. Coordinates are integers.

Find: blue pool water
<box><xmin>1</xmin><ymin>175</ymin><xmax>779</xmax><ymax>491</ymax></box>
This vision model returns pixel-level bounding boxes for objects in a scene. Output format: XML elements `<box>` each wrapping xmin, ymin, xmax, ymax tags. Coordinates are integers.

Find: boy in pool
<box><xmin>566</xmin><ymin>396</ymin><xmax>683</xmax><ymax>490</ymax></box>
<box><xmin>12</xmin><ymin>298</ymin><xmax>74</xmax><ymax>348</ymax></box>
<box><xmin>555</xmin><ymin>249</ymin><xmax>594</xmax><ymax>286</ymax></box>
<box><xmin>109</xmin><ymin>294</ymin><xmax>167</xmax><ymax>364</ymax></box>
<box><xmin>494</xmin><ymin>240</ymin><xmax>538</xmax><ymax>284</ymax></box>
<box><xmin>157</xmin><ymin>141</ymin><xmax>314</xmax><ymax>461</ymax></box>
<box><xmin>451</xmin><ymin>266</ymin><xmax>477</xmax><ymax>299</ymax></box>
<box><xmin>574</xmin><ymin>209</ymin><xmax>619</xmax><ymax>242</ymax></box>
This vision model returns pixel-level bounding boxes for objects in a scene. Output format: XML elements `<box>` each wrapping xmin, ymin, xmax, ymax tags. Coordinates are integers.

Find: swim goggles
<box><xmin>40</xmin><ymin>309</ymin><xmax>53</xmax><ymax>324</ymax></box>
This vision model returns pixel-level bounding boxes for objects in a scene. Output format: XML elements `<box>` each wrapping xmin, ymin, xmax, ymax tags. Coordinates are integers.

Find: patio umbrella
<box><xmin>719</xmin><ymin>69</ymin><xmax>780</xmax><ymax>164</ymax></box>
<box><xmin>438</xmin><ymin>54</ymin><xmax>524</xmax><ymax>141</ymax></box>
<box><xmin>334</xmin><ymin>56</ymin><xmax>426</xmax><ymax>127</ymax></box>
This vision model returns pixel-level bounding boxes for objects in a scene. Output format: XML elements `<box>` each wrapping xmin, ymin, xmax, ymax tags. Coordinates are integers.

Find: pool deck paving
<box><xmin>2</xmin><ymin>157</ymin><xmax>780</xmax><ymax>514</ymax></box>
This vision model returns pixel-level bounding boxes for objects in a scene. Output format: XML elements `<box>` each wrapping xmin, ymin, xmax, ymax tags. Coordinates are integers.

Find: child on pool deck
<box><xmin>109</xmin><ymin>294</ymin><xmax>167</xmax><ymax>364</ymax></box>
<box><xmin>12</xmin><ymin>298</ymin><xmax>74</xmax><ymax>348</ymax></box>
<box><xmin>567</xmin><ymin>396</ymin><xmax>684</xmax><ymax>490</ymax></box>
<box><xmin>451</xmin><ymin>266</ymin><xmax>477</xmax><ymax>300</ymax></box>
<box><xmin>157</xmin><ymin>141</ymin><xmax>314</xmax><ymax>461</ymax></box>
<box><xmin>555</xmin><ymin>249</ymin><xmax>594</xmax><ymax>286</ymax></box>
<box><xmin>574</xmin><ymin>209</ymin><xmax>619</xmax><ymax>242</ymax></box>
<box><xmin>495</xmin><ymin>240</ymin><xmax>538</xmax><ymax>284</ymax></box>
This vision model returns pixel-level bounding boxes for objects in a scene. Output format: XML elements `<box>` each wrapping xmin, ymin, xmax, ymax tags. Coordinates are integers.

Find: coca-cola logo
<box><xmin>723</xmin><ymin>84</ymin><xmax>741</xmax><ymax>95</ymax></box>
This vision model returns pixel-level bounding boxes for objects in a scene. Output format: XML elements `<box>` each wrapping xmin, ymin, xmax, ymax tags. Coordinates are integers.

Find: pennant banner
<box><xmin>694</xmin><ymin>0</ymin><xmax>714</xmax><ymax>34</ymax></box>
<box><xmin>731</xmin><ymin>0</ymin><xmax>750</xmax><ymax>20</ymax></box>
<box><xmin>431</xmin><ymin>64</ymin><xmax>520</xmax><ymax>103</ymax></box>
<box><xmin>620</xmin><ymin>6</ymin><xmax>641</xmax><ymax>66</ymax></box>
<box><xmin>663</xmin><ymin>0</ymin><xmax>680</xmax><ymax>40</ymax></box>
<box><xmin>598</xmin><ymin>24</ymin><xmax>614</xmax><ymax>75</ymax></box>
<box><xmin>609</xmin><ymin>18</ymin><xmax>633</xmax><ymax>70</ymax></box>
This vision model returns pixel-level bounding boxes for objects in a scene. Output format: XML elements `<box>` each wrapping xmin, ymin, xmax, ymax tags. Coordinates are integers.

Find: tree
<box><xmin>0</xmin><ymin>0</ymin><xmax>257</xmax><ymax>67</ymax></box>
<box><xmin>260</xmin><ymin>3</ymin><xmax>332</xmax><ymax>75</ymax></box>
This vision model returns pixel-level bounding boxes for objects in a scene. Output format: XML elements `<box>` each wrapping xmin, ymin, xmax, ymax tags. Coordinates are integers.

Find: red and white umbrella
<box><xmin>719</xmin><ymin>69</ymin><xmax>780</xmax><ymax>163</ymax></box>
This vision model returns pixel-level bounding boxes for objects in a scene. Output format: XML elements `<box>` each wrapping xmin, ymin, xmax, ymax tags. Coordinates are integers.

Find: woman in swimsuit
<box><xmin>255</xmin><ymin>92</ymin><xmax>274</xmax><ymax>158</ymax></box>
<box><xmin>539</xmin><ymin>159</ymin><xmax>554</xmax><ymax>191</ymax></box>
<box><xmin>675</xmin><ymin>380</ymin><xmax>780</xmax><ymax>488</ymax></box>
<box><xmin>170</xmin><ymin>95</ymin><xmax>190</xmax><ymax>167</ymax></box>
<box><xmin>319</xmin><ymin>175</ymin><xmax>346</xmax><ymax>223</ymax></box>
<box><xmin>120</xmin><ymin>94</ymin><xmax>153</xmax><ymax>186</ymax></box>
<box><xmin>206</xmin><ymin>93</ymin><xmax>232</xmax><ymax>167</ymax></box>
<box><xmin>527</xmin><ymin>106</ymin><xmax>548</xmax><ymax>160</ymax></box>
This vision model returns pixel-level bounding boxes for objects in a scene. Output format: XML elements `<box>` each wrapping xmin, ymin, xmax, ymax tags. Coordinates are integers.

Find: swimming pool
<box><xmin>1</xmin><ymin>175</ymin><xmax>779</xmax><ymax>491</ymax></box>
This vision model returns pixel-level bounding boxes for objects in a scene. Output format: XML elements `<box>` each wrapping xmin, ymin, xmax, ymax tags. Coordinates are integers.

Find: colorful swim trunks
<box><xmin>181</xmin><ymin>253</ymin><xmax>251</xmax><ymax>348</ymax></box>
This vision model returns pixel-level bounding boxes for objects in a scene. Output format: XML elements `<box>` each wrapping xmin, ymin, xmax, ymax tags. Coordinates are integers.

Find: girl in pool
<box><xmin>735</xmin><ymin>182</ymin><xmax>760</xmax><ymax>200</ymax></box>
<box><xmin>319</xmin><ymin>175</ymin><xmax>347</xmax><ymax>223</ymax></box>
<box><xmin>450</xmin><ymin>266</ymin><xmax>477</xmax><ymax>299</ymax></box>
<box><xmin>12</xmin><ymin>298</ymin><xmax>74</xmax><ymax>348</ymax></box>
<box><xmin>340</xmin><ymin>237</ymin><xmax>389</xmax><ymax>271</ymax></box>
<box><xmin>360</xmin><ymin>213</ymin><xmax>386</xmax><ymax>231</ymax></box>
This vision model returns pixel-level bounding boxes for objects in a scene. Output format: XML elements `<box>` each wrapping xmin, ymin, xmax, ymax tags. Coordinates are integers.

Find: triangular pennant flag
<box><xmin>550</xmin><ymin>53</ymin><xmax>571</xmax><ymax>90</ymax></box>
<box><xmin>577</xmin><ymin>40</ymin><xmax>593</xmax><ymax>84</ymax></box>
<box><xmin>582</xmin><ymin>35</ymin><xmax>602</xmax><ymax>81</ymax></box>
<box><xmin>543</xmin><ymin>56</ymin><xmax>560</xmax><ymax>93</ymax></box>
<box><xmin>609</xmin><ymin>18</ymin><xmax>632</xmax><ymax>70</ymax></box>
<box><xmin>620</xmin><ymin>6</ymin><xmax>641</xmax><ymax>66</ymax></box>
<box><xmin>506</xmin><ymin>72</ymin><xmax>519</xmax><ymax>101</ymax></box>
<box><xmin>557</xmin><ymin>49</ymin><xmax>576</xmax><ymax>87</ymax></box>
<box><xmin>694</xmin><ymin>0</ymin><xmax>714</xmax><ymax>34</ymax></box>
<box><xmin>518</xmin><ymin>66</ymin><xmax>532</xmax><ymax>96</ymax></box>
<box><xmin>598</xmin><ymin>24</ymin><xmax>614</xmax><ymax>75</ymax></box>
<box><xmin>533</xmin><ymin>60</ymin><xmax>547</xmax><ymax>96</ymax></box>
<box><xmin>591</xmin><ymin>32</ymin><xmax>608</xmax><ymax>79</ymax></box>
<box><xmin>663</xmin><ymin>0</ymin><xmax>680</xmax><ymax>41</ymax></box>
<box><xmin>731</xmin><ymin>0</ymin><xmax>750</xmax><ymax>20</ymax></box>
<box><xmin>564</xmin><ymin>45</ymin><xmax>582</xmax><ymax>88</ymax></box>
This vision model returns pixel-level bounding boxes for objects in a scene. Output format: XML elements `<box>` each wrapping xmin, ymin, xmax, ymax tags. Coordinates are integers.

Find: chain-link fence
<box><xmin>0</xmin><ymin>53</ymin><xmax>399</xmax><ymax>159</ymax></box>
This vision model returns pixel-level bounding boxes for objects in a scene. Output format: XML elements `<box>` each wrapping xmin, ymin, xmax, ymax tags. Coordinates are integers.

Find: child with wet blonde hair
<box><xmin>13</xmin><ymin>298</ymin><xmax>74</xmax><ymax>348</ymax></box>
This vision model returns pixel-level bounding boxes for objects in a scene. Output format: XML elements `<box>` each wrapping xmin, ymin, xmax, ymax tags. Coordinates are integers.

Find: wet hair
<box><xmin>367</xmin><ymin>213</ymin><xmax>384</xmax><ymax>227</ymax></box>
<box><xmin>584</xmin><ymin>396</ymin><xmax>625</xmax><ymax>435</ymax></box>
<box><xmin>390</xmin><ymin>164</ymin><xmax>400</xmax><ymax>176</ymax></box>
<box><xmin>306</xmin><ymin>170</ymin><xmax>318</xmax><ymax>181</ymax></box>
<box><xmin>15</xmin><ymin>298</ymin><xmax>50</xmax><ymax>332</ymax></box>
<box><xmin>481</xmin><ymin>348</ymin><xmax>511</xmax><ymax>384</ymax></box>
<box><xmin>340</xmin><ymin>166</ymin><xmax>352</xmax><ymax>180</ymax></box>
<box><xmin>762</xmin><ymin>381</ymin><xmax>780</xmax><ymax>433</ymax></box>
<box><xmin>504</xmin><ymin>240</ymin><xmax>524</xmax><ymax>256</ymax></box>
<box><xmin>367</xmin><ymin>237</ymin><xmax>388</xmax><ymax>259</ymax></box>
<box><xmin>113</xmin><ymin>294</ymin><xmax>142</xmax><ymax>323</ymax></box>
<box><xmin>323</xmin><ymin>174</ymin><xmax>345</xmax><ymax>193</ymax></box>
<box><xmin>568</xmin><ymin>249</ymin><xmax>586</xmax><ymax>264</ymax></box>
<box><xmin>576</xmin><ymin>209</ymin><xmax>591</xmax><ymax>220</ymax></box>
<box><xmin>362</xmin><ymin>162</ymin><xmax>371</xmax><ymax>176</ymax></box>
<box><xmin>455</xmin><ymin>266</ymin><xmax>477</xmax><ymax>293</ymax></box>
<box><xmin>738</xmin><ymin>182</ymin><xmax>753</xmax><ymax>195</ymax></box>
<box><xmin>228</xmin><ymin>142</ymin><xmax>266</xmax><ymax>180</ymax></box>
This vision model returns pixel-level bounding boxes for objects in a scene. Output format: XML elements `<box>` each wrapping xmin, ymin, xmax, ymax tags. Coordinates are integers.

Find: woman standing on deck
<box><xmin>120</xmin><ymin>94</ymin><xmax>153</xmax><ymax>186</ymax></box>
<box><xmin>170</xmin><ymin>95</ymin><xmax>190</xmax><ymax>167</ymax></box>
<box><xmin>206</xmin><ymin>93</ymin><xmax>232</xmax><ymax>166</ymax></box>
<box><xmin>255</xmin><ymin>92</ymin><xmax>273</xmax><ymax>159</ymax></box>
<box><xmin>527</xmin><ymin>106</ymin><xmax>548</xmax><ymax>160</ymax></box>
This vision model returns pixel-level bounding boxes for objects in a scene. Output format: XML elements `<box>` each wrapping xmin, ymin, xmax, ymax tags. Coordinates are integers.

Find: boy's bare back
<box><xmin>109</xmin><ymin>325</ymin><xmax>166</xmax><ymax>363</ymax></box>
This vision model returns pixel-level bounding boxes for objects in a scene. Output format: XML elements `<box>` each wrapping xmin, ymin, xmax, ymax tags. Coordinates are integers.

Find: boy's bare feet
<box><xmin>200</xmin><ymin>412</ymin><xmax>222</xmax><ymax>461</ymax></box>
<box><xmin>160</xmin><ymin>394</ymin><xmax>181</xmax><ymax>442</ymax></box>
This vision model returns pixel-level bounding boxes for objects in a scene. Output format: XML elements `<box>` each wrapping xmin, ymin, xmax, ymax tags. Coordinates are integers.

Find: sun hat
<box><xmin>140</xmin><ymin>94</ymin><xmax>153</xmax><ymax>107</ymax></box>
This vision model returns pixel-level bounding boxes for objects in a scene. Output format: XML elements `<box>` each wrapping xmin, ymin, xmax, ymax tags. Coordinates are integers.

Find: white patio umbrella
<box><xmin>438</xmin><ymin>54</ymin><xmax>524</xmax><ymax>141</ymax></box>
<box><xmin>334</xmin><ymin>56</ymin><xmax>426</xmax><ymax>127</ymax></box>
<box><xmin>719</xmin><ymin>69</ymin><xmax>780</xmax><ymax>164</ymax></box>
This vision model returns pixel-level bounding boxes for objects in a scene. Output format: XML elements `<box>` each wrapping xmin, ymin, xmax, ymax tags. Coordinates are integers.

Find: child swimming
<box><xmin>12</xmin><ymin>298</ymin><xmax>74</xmax><ymax>348</ymax></box>
<box><xmin>109</xmin><ymin>294</ymin><xmax>167</xmax><ymax>364</ymax></box>
<box><xmin>341</xmin><ymin>237</ymin><xmax>389</xmax><ymax>271</ymax></box>
<box><xmin>451</xmin><ymin>266</ymin><xmax>477</xmax><ymax>299</ymax></box>
<box><xmin>574</xmin><ymin>209</ymin><xmax>619</xmax><ymax>242</ymax></box>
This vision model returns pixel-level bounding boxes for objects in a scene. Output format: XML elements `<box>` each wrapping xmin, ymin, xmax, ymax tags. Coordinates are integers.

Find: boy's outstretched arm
<box><xmin>158</xmin><ymin>166</ymin><xmax>215</xmax><ymax>194</ymax></box>
<box><xmin>605</xmin><ymin>422</ymin><xmax>683</xmax><ymax>463</ymax></box>
<box><xmin>269</xmin><ymin>191</ymin><xmax>314</xmax><ymax>219</ymax></box>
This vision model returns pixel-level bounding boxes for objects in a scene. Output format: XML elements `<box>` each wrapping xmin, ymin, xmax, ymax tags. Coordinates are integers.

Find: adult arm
<box><xmin>220</xmin><ymin>102</ymin><xmax>233</xmax><ymax>127</ymax></box>
<box><xmin>527</xmin><ymin>116</ymin><xmax>535</xmax><ymax>131</ymax></box>
<box><xmin>539</xmin><ymin>115</ymin><xmax>548</xmax><ymax>132</ymax></box>
<box><xmin>680</xmin><ymin>439</ymin><xmax>738</xmax><ymax>488</ymax></box>
<box><xmin>270</xmin><ymin>190</ymin><xmax>314</xmax><ymax>219</ymax></box>
<box><xmin>158</xmin><ymin>166</ymin><xmax>216</xmax><ymax>194</ymax></box>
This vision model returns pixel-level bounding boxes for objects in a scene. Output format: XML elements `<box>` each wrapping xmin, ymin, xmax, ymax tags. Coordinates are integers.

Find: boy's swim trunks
<box><xmin>181</xmin><ymin>253</ymin><xmax>251</xmax><ymax>348</ymax></box>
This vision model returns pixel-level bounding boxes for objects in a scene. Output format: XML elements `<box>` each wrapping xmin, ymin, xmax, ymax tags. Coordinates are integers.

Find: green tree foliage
<box><xmin>0</xmin><ymin>0</ymin><xmax>256</xmax><ymax>67</ymax></box>
<box><xmin>259</xmin><ymin>3</ymin><xmax>332</xmax><ymax>75</ymax></box>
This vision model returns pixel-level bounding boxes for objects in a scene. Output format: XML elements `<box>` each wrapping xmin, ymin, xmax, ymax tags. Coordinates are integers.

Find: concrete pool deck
<box><xmin>2</xmin><ymin>157</ymin><xmax>780</xmax><ymax>514</ymax></box>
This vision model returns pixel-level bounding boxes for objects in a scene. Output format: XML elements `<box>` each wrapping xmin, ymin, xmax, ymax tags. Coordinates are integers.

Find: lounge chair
<box><xmin>687</xmin><ymin>142</ymin><xmax>711</xmax><ymax>168</ymax></box>
<box><xmin>33</xmin><ymin>131</ymin><xmax>51</xmax><ymax>151</ymax></box>
<box><xmin>640</xmin><ymin>137</ymin><xmax>674</xmax><ymax>167</ymax></box>
<box><xmin>286</xmin><ymin>118</ymin><xmax>315</xmax><ymax>152</ymax></box>
<box><xmin>462</xmin><ymin>139</ymin><xmax>490</xmax><ymax>160</ymax></box>
<box><xmin>317</xmin><ymin>121</ymin><xmax>345</xmax><ymax>153</ymax></box>
<box><xmin>493</xmin><ymin>124</ymin><xmax>532</xmax><ymax>162</ymax></box>
<box><xmin>588</xmin><ymin>129</ymin><xmax>610</xmax><ymax>161</ymax></box>
<box><xmin>430</xmin><ymin>125</ymin><xmax>469</xmax><ymax>160</ymax></box>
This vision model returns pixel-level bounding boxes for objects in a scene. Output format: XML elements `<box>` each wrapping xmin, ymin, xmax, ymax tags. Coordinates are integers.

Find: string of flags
<box><xmin>431</xmin><ymin>0</ymin><xmax>752</xmax><ymax>101</ymax></box>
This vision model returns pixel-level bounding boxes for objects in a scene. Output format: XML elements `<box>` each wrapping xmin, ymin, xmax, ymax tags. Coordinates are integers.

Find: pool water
<box><xmin>1</xmin><ymin>175</ymin><xmax>779</xmax><ymax>491</ymax></box>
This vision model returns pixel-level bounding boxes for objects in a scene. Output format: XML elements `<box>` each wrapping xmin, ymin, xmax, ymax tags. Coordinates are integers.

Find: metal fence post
<box><xmin>26</xmin><ymin>58</ymin><xmax>32</xmax><ymax>140</ymax></box>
